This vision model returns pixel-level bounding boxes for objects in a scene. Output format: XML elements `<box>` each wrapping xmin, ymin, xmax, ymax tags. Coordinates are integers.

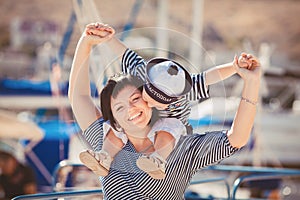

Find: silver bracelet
<box><xmin>241</xmin><ymin>97</ymin><xmax>257</xmax><ymax>106</ymax></box>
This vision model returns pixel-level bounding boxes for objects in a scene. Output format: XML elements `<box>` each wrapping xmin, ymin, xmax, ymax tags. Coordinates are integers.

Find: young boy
<box><xmin>79</xmin><ymin>22</ymin><xmax>258</xmax><ymax>179</ymax></box>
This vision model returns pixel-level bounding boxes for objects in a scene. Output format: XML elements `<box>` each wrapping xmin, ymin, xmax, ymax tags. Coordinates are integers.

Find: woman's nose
<box><xmin>128</xmin><ymin>102</ymin><xmax>137</xmax><ymax>109</ymax></box>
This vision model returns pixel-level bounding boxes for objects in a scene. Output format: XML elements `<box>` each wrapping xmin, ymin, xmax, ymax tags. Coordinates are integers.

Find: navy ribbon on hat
<box><xmin>144</xmin><ymin>78</ymin><xmax>178</xmax><ymax>104</ymax></box>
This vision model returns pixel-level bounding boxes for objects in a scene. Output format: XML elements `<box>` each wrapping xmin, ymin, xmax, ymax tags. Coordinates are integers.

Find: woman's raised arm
<box><xmin>227</xmin><ymin>56</ymin><xmax>261</xmax><ymax>148</ymax></box>
<box><xmin>68</xmin><ymin>23</ymin><xmax>114</xmax><ymax>131</ymax></box>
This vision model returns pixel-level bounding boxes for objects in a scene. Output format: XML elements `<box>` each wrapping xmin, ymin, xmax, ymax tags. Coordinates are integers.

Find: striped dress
<box><xmin>121</xmin><ymin>49</ymin><xmax>210</xmax><ymax>132</ymax></box>
<box><xmin>83</xmin><ymin>118</ymin><xmax>239</xmax><ymax>200</ymax></box>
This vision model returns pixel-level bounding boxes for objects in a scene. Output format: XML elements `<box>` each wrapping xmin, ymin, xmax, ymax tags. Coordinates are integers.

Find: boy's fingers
<box><xmin>87</xmin><ymin>26</ymin><xmax>112</xmax><ymax>34</ymax></box>
<box><xmin>86</xmin><ymin>23</ymin><xmax>95</xmax><ymax>28</ymax></box>
<box><xmin>95</xmin><ymin>22</ymin><xmax>104</xmax><ymax>28</ymax></box>
<box><xmin>100</xmin><ymin>26</ymin><xmax>114</xmax><ymax>32</ymax></box>
<box><xmin>103</xmin><ymin>26</ymin><xmax>112</xmax><ymax>31</ymax></box>
<box><xmin>248</xmin><ymin>59</ymin><xmax>260</xmax><ymax>70</ymax></box>
<box><xmin>246</xmin><ymin>54</ymin><xmax>253</xmax><ymax>59</ymax></box>
<box><xmin>85</xmin><ymin>22</ymin><xmax>114</xmax><ymax>32</ymax></box>
<box><xmin>234</xmin><ymin>55</ymin><xmax>239</xmax><ymax>62</ymax></box>
<box><xmin>233</xmin><ymin>55</ymin><xmax>240</xmax><ymax>70</ymax></box>
<box><xmin>248</xmin><ymin>62</ymin><xmax>253</xmax><ymax>70</ymax></box>
<box><xmin>241</xmin><ymin>52</ymin><xmax>248</xmax><ymax>57</ymax></box>
<box><xmin>250</xmin><ymin>59</ymin><xmax>260</xmax><ymax>67</ymax></box>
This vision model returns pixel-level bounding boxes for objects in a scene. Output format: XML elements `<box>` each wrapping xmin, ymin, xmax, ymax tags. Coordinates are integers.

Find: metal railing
<box><xmin>206</xmin><ymin>165</ymin><xmax>300</xmax><ymax>200</ymax></box>
<box><xmin>12</xmin><ymin>162</ymin><xmax>300</xmax><ymax>200</ymax></box>
<box><xmin>12</xmin><ymin>189</ymin><xmax>103</xmax><ymax>200</ymax></box>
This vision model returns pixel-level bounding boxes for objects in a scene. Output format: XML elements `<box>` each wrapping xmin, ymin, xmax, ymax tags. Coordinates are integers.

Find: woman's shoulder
<box><xmin>180</xmin><ymin>130</ymin><xmax>229</xmax><ymax>144</ymax></box>
<box><xmin>178</xmin><ymin>130</ymin><xmax>239</xmax><ymax>154</ymax></box>
<box><xmin>82</xmin><ymin>118</ymin><xmax>105</xmax><ymax>134</ymax></box>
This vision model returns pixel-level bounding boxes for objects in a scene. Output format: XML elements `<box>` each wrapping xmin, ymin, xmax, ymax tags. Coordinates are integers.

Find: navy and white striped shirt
<box><xmin>121</xmin><ymin>49</ymin><xmax>210</xmax><ymax>130</ymax></box>
<box><xmin>83</xmin><ymin>118</ymin><xmax>239</xmax><ymax>199</ymax></box>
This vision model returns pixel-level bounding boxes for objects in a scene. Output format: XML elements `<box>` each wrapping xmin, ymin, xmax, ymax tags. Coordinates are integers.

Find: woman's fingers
<box><xmin>86</xmin><ymin>22</ymin><xmax>113</xmax><ymax>32</ymax></box>
<box><xmin>86</xmin><ymin>25</ymin><xmax>114</xmax><ymax>38</ymax></box>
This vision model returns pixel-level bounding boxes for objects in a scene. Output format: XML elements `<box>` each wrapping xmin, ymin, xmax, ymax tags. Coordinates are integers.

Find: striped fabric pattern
<box><xmin>121</xmin><ymin>49</ymin><xmax>210</xmax><ymax>127</ymax></box>
<box><xmin>121</xmin><ymin>49</ymin><xmax>147</xmax><ymax>82</ymax></box>
<box><xmin>82</xmin><ymin>118</ymin><xmax>239</xmax><ymax>199</ymax></box>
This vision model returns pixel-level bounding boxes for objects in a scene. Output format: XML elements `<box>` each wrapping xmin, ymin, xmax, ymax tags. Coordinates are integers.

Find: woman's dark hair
<box><xmin>0</xmin><ymin>151</ymin><xmax>15</xmax><ymax>161</ymax></box>
<box><xmin>100</xmin><ymin>73</ymin><xmax>159</xmax><ymax>130</ymax></box>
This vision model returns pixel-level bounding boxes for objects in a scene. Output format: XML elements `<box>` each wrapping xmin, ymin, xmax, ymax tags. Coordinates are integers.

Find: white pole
<box><xmin>156</xmin><ymin>0</ymin><xmax>169</xmax><ymax>58</ymax></box>
<box><xmin>190</xmin><ymin>0</ymin><xmax>204</xmax><ymax>71</ymax></box>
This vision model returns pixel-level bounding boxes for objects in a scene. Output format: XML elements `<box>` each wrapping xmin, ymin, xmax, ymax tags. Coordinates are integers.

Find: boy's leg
<box><xmin>136</xmin><ymin>131</ymin><xmax>175</xmax><ymax>179</ymax></box>
<box><xmin>80</xmin><ymin>129</ymin><xmax>123</xmax><ymax>176</ymax></box>
<box><xmin>102</xmin><ymin>129</ymin><xmax>124</xmax><ymax>158</ymax></box>
<box><xmin>153</xmin><ymin>131</ymin><xmax>175</xmax><ymax>160</ymax></box>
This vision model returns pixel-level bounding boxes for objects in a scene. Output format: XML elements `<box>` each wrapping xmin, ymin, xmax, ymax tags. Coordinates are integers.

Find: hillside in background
<box><xmin>0</xmin><ymin>0</ymin><xmax>299</xmax><ymax>68</ymax></box>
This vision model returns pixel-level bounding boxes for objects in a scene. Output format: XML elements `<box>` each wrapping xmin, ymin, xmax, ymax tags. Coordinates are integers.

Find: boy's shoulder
<box><xmin>167</xmin><ymin>97</ymin><xmax>188</xmax><ymax>109</ymax></box>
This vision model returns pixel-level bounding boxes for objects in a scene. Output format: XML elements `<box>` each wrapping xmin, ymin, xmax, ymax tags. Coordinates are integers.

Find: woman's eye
<box><xmin>116</xmin><ymin>106</ymin><xmax>124</xmax><ymax>112</ymax></box>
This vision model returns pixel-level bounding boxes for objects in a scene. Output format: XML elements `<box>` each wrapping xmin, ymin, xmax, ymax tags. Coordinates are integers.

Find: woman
<box><xmin>77</xmin><ymin>23</ymin><xmax>258</xmax><ymax>180</ymax></box>
<box><xmin>68</xmin><ymin>24</ymin><xmax>261</xmax><ymax>199</ymax></box>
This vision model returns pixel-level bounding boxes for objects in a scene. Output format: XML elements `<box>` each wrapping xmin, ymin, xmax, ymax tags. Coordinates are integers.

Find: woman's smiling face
<box><xmin>111</xmin><ymin>85</ymin><xmax>152</xmax><ymax>132</ymax></box>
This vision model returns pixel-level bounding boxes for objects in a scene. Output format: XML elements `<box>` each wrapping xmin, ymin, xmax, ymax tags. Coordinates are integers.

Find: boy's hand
<box><xmin>238</xmin><ymin>52</ymin><xmax>260</xmax><ymax>71</ymax></box>
<box><xmin>82</xmin><ymin>22</ymin><xmax>115</xmax><ymax>46</ymax></box>
<box><xmin>233</xmin><ymin>55</ymin><xmax>262</xmax><ymax>81</ymax></box>
<box><xmin>86</xmin><ymin>22</ymin><xmax>115</xmax><ymax>37</ymax></box>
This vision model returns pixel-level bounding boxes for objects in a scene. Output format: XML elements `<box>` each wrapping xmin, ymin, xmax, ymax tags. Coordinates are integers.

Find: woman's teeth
<box><xmin>129</xmin><ymin>112</ymin><xmax>142</xmax><ymax>121</ymax></box>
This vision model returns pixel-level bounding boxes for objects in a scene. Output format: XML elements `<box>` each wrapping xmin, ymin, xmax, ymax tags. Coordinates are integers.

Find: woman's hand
<box><xmin>237</xmin><ymin>52</ymin><xmax>260</xmax><ymax>71</ymax></box>
<box><xmin>69</xmin><ymin>22</ymin><xmax>110</xmax><ymax>130</ymax></box>
<box><xmin>81</xmin><ymin>22</ymin><xmax>115</xmax><ymax>47</ymax></box>
<box><xmin>233</xmin><ymin>54</ymin><xmax>261</xmax><ymax>83</ymax></box>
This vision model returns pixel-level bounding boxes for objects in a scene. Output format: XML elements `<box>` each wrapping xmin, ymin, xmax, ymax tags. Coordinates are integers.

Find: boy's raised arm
<box><xmin>204</xmin><ymin>53</ymin><xmax>258</xmax><ymax>86</ymax></box>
